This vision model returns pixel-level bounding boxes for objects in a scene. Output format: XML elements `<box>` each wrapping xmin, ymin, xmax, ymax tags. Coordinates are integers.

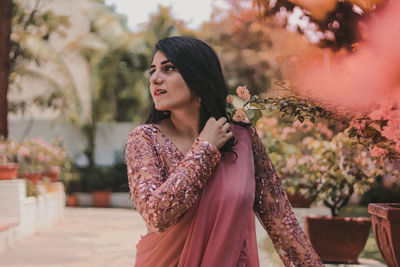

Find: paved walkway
<box><xmin>0</xmin><ymin>208</ymin><xmax>145</xmax><ymax>267</ymax></box>
<box><xmin>0</xmin><ymin>207</ymin><xmax>386</xmax><ymax>267</ymax></box>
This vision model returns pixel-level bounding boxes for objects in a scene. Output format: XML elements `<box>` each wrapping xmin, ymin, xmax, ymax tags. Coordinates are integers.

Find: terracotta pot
<box><xmin>19</xmin><ymin>172</ymin><xmax>42</xmax><ymax>185</ymax></box>
<box><xmin>43</xmin><ymin>166</ymin><xmax>60</xmax><ymax>182</ymax></box>
<box><xmin>304</xmin><ymin>215</ymin><xmax>371</xmax><ymax>263</ymax></box>
<box><xmin>66</xmin><ymin>194</ymin><xmax>78</xmax><ymax>206</ymax></box>
<box><xmin>92</xmin><ymin>191</ymin><xmax>111</xmax><ymax>207</ymax></box>
<box><xmin>0</xmin><ymin>163</ymin><xmax>18</xmax><ymax>180</ymax></box>
<box><xmin>368</xmin><ymin>203</ymin><xmax>400</xmax><ymax>267</ymax></box>
<box><xmin>287</xmin><ymin>191</ymin><xmax>313</xmax><ymax>208</ymax></box>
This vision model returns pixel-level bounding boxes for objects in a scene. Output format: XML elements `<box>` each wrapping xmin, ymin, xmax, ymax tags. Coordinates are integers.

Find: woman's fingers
<box><xmin>222</xmin><ymin>121</ymin><xmax>230</xmax><ymax>133</ymax></box>
<box><xmin>216</xmin><ymin>116</ymin><xmax>227</xmax><ymax>126</ymax></box>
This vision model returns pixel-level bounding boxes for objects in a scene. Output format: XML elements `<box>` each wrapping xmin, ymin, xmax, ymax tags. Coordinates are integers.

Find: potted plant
<box><xmin>294</xmin><ymin>132</ymin><xmax>390</xmax><ymax>263</ymax></box>
<box><xmin>59</xmin><ymin>159</ymin><xmax>82</xmax><ymax>207</ymax></box>
<box><xmin>84</xmin><ymin>166</ymin><xmax>112</xmax><ymax>207</ymax></box>
<box><xmin>0</xmin><ymin>138</ymin><xmax>19</xmax><ymax>180</ymax></box>
<box><xmin>256</xmin><ymin>113</ymin><xmax>333</xmax><ymax>207</ymax></box>
<box><xmin>17</xmin><ymin>139</ymin><xmax>48</xmax><ymax>185</ymax></box>
<box><xmin>368</xmin><ymin>203</ymin><xmax>400</xmax><ymax>267</ymax></box>
<box><xmin>40</xmin><ymin>137</ymin><xmax>66</xmax><ymax>182</ymax></box>
<box><xmin>65</xmin><ymin>177</ymin><xmax>80</xmax><ymax>206</ymax></box>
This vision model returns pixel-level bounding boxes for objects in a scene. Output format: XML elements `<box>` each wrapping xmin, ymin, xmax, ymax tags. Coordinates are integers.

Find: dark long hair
<box><xmin>144</xmin><ymin>36</ymin><xmax>251</xmax><ymax>155</ymax></box>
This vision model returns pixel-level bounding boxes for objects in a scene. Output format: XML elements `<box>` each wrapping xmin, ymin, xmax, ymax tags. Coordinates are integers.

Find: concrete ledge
<box><xmin>0</xmin><ymin>218</ymin><xmax>19</xmax><ymax>232</ymax></box>
<box><xmin>75</xmin><ymin>192</ymin><xmax>134</xmax><ymax>208</ymax></box>
<box><xmin>0</xmin><ymin>180</ymin><xmax>65</xmax><ymax>252</ymax></box>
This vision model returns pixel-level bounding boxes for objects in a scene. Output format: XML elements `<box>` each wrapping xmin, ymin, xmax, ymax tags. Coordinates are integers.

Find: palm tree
<box><xmin>8</xmin><ymin>0</ymin><xmax>81</xmax><ymax>128</ymax></box>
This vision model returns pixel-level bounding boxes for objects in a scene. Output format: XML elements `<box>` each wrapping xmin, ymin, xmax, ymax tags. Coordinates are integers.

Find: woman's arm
<box><xmin>126</xmin><ymin>126</ymin><xmax>221</xmax><ymax>233</ymax></box>
<box><xmin>250</xmin><ymin>127</ymin><xmax>324</xmax><ymax>266</ymax></box>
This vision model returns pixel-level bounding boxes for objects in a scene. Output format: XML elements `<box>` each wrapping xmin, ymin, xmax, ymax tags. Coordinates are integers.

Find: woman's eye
<box><xmin>164</xmin><ymin>65</ymin><xmax>176</xmax><ymax>71</ymax></box>
<box><xmin>149</xmin><ymin>69</ymin><xmax>155</xmax><ymax>76</ymax></box>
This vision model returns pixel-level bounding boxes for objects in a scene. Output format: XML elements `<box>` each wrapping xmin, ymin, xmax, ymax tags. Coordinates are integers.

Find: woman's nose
<box><xmin>150</xmin><ymin>71</ymin><xmax>163</xmax><ymax>85</ymax></box>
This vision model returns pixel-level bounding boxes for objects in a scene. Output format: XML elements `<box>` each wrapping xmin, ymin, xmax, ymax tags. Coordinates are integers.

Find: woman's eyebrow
<box><xmin>149</xmin><ymin>60</ymin><xmax>171</xmax><ymax>69</ymax></box>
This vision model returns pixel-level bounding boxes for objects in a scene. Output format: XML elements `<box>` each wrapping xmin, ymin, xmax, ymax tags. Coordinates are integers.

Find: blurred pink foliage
<box><xmin>370</xmin><ymin>146</ymin><xmax>388</xmax><ymax>157</ymax></box>
<box><xmin>291</xmin><ymin>0</ymin><xmax>400</xmax><ymax>154</ymax></box>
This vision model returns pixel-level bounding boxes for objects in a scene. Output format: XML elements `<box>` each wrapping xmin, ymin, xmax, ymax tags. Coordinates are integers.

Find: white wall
<box><xmin>10</xmin><ymin>120</ymin><xmax>136</xmax><ymax>166</ymax></box>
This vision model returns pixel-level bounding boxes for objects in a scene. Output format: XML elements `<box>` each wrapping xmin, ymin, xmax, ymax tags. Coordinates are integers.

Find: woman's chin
<box><xmin>155</xmin><ymin>104</ymin><xmax>170</xmax><ymax>112</ymax></box>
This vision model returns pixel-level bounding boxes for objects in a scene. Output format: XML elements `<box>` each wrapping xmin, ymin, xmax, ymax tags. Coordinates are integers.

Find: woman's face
<box><xmin>149</xmin><ymin>51</ymin><xmax>199</xmax><ymax>112</ymax></box>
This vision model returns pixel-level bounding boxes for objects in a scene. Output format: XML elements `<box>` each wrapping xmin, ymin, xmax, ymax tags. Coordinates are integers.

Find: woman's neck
<box><xmin>168</xmin><ymin>109</ymin><xmax>200</xmax><ymax>139</ymax></box>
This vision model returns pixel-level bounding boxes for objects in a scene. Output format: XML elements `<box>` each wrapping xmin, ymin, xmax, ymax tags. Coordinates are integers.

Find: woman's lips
<box><xmin>154</xmin><ymin>89</ymin><xmax>167</xmax><ymax>96</ymax></box>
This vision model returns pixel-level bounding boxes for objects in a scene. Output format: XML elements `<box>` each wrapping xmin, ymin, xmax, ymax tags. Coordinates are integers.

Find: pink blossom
<box><xmin>280</xmin><ymin>126</ymin><xmax>296</xmax><ymax>141</ymax></box>
<box><xmin>349</xmin><ymin>119</ymin><xmax>366</xmax><ymax>135</ymax></box>
<box><xmin>236</xmin><ymin>86</ymin><xmax>251</xmax><ymax>102</ymax></box>
<box><xmin>19</xmin><ymin>146</ymin><xmax>29</xmax><ymax>158</ymax></box>
<box><xmin>316</xmin><ymin>122</ymin><xmax>333</xmax><ymax>139</ymax></box>
<box><xmin>302</xmin><ymin>136</ymin><xmax>314</xmax><ymax>146</ymax></box>
<box><xmin>395</xmin><ymin>142</ymin><xmax>400</xmax><ymax>153</ymax></box>
<box><xmin>226</xmin><ymin>95</ymin><xmax>234</xmax><ymax>104</ymax></box>
<box><xmin>381</xmin><ymin>124</ymin><xmax>400</xmax><ymax>142</ymax></box>
<box><xmin>354</xmin><ymin>155</ymin><xmax>364</xmax><ymax>165</ymax></box>
<box><xmin>370</xmin><ymin>146</ymin><xmax>388</xmax><ymax>157</ymax></box>
<box><xmin>286</xmin><ymin>157</ymin><xmax>297</xmax><ymax>169</ymax></box>
<box><xmin>233</xmin><ymin>108</ymin><xmax>249</xmax><ymax>121</ymax></box>
<box><xmin>260</xmin><ymin>117</ymin><xmax>278</xmax><ymax>128</ymax></box>
<box><xmin>38</xmin><ymin>153</ymin><xmax>46</xmax><ymax>163</ymax></box>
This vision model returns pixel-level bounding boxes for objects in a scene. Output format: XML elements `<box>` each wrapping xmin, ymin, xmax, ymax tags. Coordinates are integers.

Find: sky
<box><xmin>104</xmin><ymin>0</ymin><xmax>228</xmax><ymax>32</ymax></box>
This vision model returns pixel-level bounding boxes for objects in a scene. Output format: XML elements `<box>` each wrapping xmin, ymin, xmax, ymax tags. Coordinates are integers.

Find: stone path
<box><xmin>0</xmin><ymin>207</ymin><xmax>386</xmax><ymax>267</ymax></box>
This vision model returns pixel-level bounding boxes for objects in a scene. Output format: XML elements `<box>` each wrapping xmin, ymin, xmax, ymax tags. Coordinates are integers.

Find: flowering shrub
<box><xmin>230</xmin><ymin>85</ymin><xmax>398</xmax><ymax>216</ymax></box>
<box><xmin>35</xmin><ymin>137</ymin><xmax>66</xmax><ymax>169</ymax></box>
<box><xmin>0</xmin><ymin>137</ymin><xmax>67</xmax><ymax>174</ymax></box>
<box><xmin>255</xmin><ymin>111</ymin><xmax>333</xmax><ymax>195</ymax></box>
<box><xmin>0</xmin><ymin>138</ymin><xmax>19</xmax><ymax>164</ymax></box>
<box><xmin>291</xmin><ymin>132</ymin><xmax>395</xmax><ymax>216</ymax></box>
<box><xmin>17</xmin><ymin>139</ymin><xmax>49</xmax><ymax>174</ymax></box>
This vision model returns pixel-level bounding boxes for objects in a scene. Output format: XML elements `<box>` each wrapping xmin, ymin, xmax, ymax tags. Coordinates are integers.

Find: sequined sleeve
<box><xmin>250</xmin><ymin>127</ymin><xmax>324</xmax><ymax>266</ymax></box>
<box><xmin>126</xmin><ymin>126</ymin><xmax>221</xmax><ymax>233</ymax></box>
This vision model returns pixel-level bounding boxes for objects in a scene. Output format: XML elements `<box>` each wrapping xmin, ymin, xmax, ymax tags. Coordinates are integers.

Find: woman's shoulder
<box><xmin>127</xmin><ymin>124</ymin><xmax>158</xmax><ymax>142</ymax></box>
<box><xmin>231</xmin><ymin>121</ymin><xmax>255</xmax><ymax>137</ymax></box>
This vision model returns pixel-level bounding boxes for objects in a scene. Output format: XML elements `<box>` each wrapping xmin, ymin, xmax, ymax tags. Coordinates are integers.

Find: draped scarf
<box><xmin>134</xmin><ymin>124</ymin><xmax>259</xmax><ymax>267</ymax></box>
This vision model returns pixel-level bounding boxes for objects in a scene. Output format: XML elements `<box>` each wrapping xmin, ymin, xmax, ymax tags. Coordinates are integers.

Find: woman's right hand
<box><xmin>198</xmin><ymin>117</ymin><xmax>233</xmax><ymax>149</ymax></box>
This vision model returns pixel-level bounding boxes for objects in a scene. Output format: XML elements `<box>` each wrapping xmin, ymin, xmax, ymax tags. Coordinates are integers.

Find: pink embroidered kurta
<box><xmin>126</xmin><ymin>123</ymin><xmax>323</xmax><ymax>266</ymax></box>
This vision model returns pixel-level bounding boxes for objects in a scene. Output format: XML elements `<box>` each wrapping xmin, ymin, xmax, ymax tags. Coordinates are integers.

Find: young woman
<box><xmin>126</xmin><ymin>36</ymin><xmax>323</xmax><ymax>267</ymax></box>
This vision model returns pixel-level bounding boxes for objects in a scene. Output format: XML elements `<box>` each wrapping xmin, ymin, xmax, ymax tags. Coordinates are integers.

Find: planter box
<box><xmin>110</xmin><ymin>192</ymin><xmax>134</xmax><ymax>209</ymax></box>
<box><xmin>74</xmin><ymin>192</ymin><xmax>134</xmax><ymax>208</ymax></box>
<box><xmin>0</xmin><ymin>163</ymin><xmax>18</xmax><ymax>180</ymax></box>
<box><xmin>368</xmin><ymin>203</ymin><xmax>400</xmax><ymax>267</ymax></box>
<box><xmin>75</xmin><ymin>193</ymin><xmax>93</xmax><ymax>206</ymax></box>
<box><xmin>93</xmin><ymin>191</ymin><xmax>111</xmax><ymax>207</ymax></box>
<box><xmin>304</xmin><ymin>215</ymin><xmax>371</xmax><ymax>263</ymax></box>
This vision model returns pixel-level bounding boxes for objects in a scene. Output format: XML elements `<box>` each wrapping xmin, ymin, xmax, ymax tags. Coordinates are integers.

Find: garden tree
<box><xmin>0</xmin><ymin>0</ymin><xmax>12</xmax><ymax>138</ymax></box>
<box><xmin>66</xmin><ymin>0</ymin><xmax>147</xmax><ymax>167</ymax></box>
<box><xmin>68</xmin><ymin>2</ymin><xmax>192</xmax><ymax>167</ymax></box>
<box><xmin>138</xmin><ymin>5</ymin><xmax>196</xmax><ymax>56</ymax></box>
<box><xmin>7</xmin><ymin>0</ymin><xmax>81</xmax><ymax>126</ymax></box>
<box><xmin>252</xmin><ymin>0</ymin><xmax>387</xmax><ymax>50</ymax></box>
<box><xmin>199</xmin><ymin>3</ymin><xmax>333</xmax><ymax>96</ymax></box>
<box><xmin>223</xmin><ymin>0</ymin><xmax>400</xmax><ymax>160</ymax></box>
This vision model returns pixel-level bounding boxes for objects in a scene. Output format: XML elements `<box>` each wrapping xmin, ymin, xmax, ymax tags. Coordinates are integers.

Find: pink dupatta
<box><xmin>135</xmin><ymin>125</ymin><xmax>260</xmax><ymax>267</ymax></box>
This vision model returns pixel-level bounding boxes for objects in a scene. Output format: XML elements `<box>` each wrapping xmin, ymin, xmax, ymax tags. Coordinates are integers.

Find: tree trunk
<box><xmin>0</xmin><ymin>0</ymin><xmax>12</xmax><ymax>138</ymax></box>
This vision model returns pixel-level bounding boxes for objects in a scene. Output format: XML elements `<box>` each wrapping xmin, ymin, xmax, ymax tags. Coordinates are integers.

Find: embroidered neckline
<box><xmin>150</xmin><ymin>123</ymin><xmax>185</xmax><ymax>158</ymax></box>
